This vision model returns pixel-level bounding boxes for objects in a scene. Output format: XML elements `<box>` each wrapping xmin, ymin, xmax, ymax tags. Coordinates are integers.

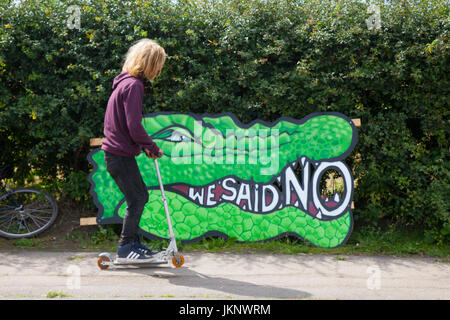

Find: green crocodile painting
<box><xmin>87</xmin><ymin>112</ymin><xmax>358</xmax><ymax>248</ymax></box>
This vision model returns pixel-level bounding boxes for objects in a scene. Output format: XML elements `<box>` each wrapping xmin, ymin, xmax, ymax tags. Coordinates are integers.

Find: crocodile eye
<box><xmin>151</xmin><ymin>126</ymin><xmax>194</xmax><ymax>143</ymax></box>
<box><xmin>167</xmin><ymin>131</ymin><xmax>192</xmax><ymax>142</ymax></box>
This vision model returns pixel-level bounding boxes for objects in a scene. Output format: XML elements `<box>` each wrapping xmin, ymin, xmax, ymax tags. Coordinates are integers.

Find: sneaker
<box><xmin>116</xmin><ymin>242</ymin><xmax>152</xmax><ymax>262</ymax></box>
<box><xmin>133</xmin><ymin>238</ymin><xmax>157</xmax><ymax>256</ymax></box>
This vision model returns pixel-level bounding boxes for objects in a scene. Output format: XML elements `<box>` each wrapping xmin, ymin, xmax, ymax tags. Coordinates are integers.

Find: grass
<box><xmin>68</xmin><ymin>255</ymin><xmax>87</xmax><ymax>261</ymax></box>
<box><xmin>64</xmin><ymin>225</ymin><xmax>120</xmax><ymax>251</ymax></box>
<box><xmin>46</xmin><ymin>291</ymin><xmax>73</xmax><ymax>299</ymax></box>
<box><xmin>334</xmin><ymin>256</ymin><xmax>347</xmax><ymax>261</ymax></box>
<box><xmin>12</xmin><ymin>238</ymin><xmax>36</xmax><ymax>248</ymax></box>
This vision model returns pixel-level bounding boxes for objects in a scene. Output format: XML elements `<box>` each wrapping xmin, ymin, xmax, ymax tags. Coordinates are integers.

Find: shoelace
<box><xmin>133</xmin><ymin>241</ymin><xmax>154</xmax><ymax>255</ymax></box>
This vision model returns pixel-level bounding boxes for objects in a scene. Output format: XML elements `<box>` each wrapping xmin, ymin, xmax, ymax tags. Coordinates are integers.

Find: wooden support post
<box><xmin>352</xmin><ymin>118</ymin><xmax>361</xmax><ymax>127</ymax></box>
<box><xmin>90</xmin><ymin>138</ymin><xmax>104</xmax><ymax>147</ymax></box>
<box><xmin>80</xmin><ymin>217</ymin><xmax>98</xmax><ymax>226</ymax></box>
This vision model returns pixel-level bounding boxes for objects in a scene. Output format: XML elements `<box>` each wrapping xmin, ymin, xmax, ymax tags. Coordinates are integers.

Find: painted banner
<box><xmin>87</xmin><ymin>112</ymin><xmax>358</xmax><ymax>248</ymax></box>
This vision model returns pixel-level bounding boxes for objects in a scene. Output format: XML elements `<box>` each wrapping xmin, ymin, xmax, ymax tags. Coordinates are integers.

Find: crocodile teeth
<box><xmin>301</xmin><ymin>156</ymin><xmax>306</xmax><ymax>167</ymax></box>
<box><xmin>316</xmin><ymin>209</ymin><xmax>323</xmax><ymax>219</ymax></box>
<box><xmin>334</xmin><ymin>193</ymin><xmax>340</xmax><ymax>202</ymax></box>
<box><xmin>290</xmin><ymin>160</ymin><xmax>297</xmax><ymax>169</ymax></box>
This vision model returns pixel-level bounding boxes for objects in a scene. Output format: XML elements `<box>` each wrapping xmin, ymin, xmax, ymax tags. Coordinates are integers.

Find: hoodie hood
<box><xmin>112</xmin><ymin>72</ymin><xmax>139</xmax><ymax>90</ymax></box>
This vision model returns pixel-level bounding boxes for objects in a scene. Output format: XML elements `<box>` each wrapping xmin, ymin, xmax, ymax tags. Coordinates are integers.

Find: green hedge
<box><xmin>1</xmin><ymin>0</ymin><xmax>448</xmax><ymax>242</ymax></box>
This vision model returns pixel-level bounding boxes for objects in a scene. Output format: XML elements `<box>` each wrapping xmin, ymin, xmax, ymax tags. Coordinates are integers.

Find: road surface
<box><xmin>0</xmin><ymin>251</ymin><xmax>448</xmax><ymax>300</ymax></box>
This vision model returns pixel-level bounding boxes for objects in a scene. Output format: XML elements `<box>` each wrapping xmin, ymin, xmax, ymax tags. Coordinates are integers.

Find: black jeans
<box><xmin>104</xmin><ymin>151</ymin><xmax>149</xmax><ymax>246</ymax></box>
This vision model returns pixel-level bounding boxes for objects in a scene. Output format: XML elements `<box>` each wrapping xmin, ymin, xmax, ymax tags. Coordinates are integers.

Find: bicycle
<box><xmin>0</xmin><ymin>165</ymin><xmax>58</xmax><ymax>239</ymax></box>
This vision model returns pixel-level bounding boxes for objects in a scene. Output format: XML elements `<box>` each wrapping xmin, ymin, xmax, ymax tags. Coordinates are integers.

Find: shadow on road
<box><xmin>108</xmin><ymin>266</ymin><xmax>311</xmax><ymax>299</ymax></box>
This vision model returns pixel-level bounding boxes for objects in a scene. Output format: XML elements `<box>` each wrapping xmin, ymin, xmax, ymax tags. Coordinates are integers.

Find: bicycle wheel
<box><xmin>0</xmin><ymin>188</ymin><xmax>58</xmax><ymax>238</ymax></box>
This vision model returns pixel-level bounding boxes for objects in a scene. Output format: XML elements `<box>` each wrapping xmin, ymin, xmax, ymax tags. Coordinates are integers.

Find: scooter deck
<box><xmin>112</xmin><ymin>259</ymin><xmax>168</xmax><ymax>266</ymax></box>
<box><xmin>97</xmin><ymin>252</ymin><xmax>169</xmax><ymax>269</ymax></box>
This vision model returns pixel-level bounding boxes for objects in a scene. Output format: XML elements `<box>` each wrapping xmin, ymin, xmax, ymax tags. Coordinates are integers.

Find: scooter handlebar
<box><xmin>146</xmin><ymin>151</ymin><xmax>163</xmax><ymax>159</ymax></box>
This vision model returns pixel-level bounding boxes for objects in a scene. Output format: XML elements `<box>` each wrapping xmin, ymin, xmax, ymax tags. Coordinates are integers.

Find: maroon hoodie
<box><xmin>101</xmin><ymin>72</ymin><xmax>159</xmax><ymax>157</ymax></box>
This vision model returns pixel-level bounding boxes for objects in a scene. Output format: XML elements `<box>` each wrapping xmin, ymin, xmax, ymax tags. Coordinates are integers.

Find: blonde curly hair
<box><xmin>122</xmin><ymin>38</ymin><xmax>166</xmax><ymax>80</ymax></box>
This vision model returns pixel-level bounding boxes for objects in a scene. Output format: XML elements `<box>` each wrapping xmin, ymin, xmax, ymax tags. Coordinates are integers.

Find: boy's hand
<box><xmin>144</xmin><ymin>148</ymin><xmax>163</xmax><ymax>159</ymax></box>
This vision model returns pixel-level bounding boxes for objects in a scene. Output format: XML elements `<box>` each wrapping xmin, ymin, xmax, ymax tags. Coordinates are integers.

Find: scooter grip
<box><xmin>150</xmin><ymin>151</ymin><xmax>163</xmax><ymax>159</ymax></box>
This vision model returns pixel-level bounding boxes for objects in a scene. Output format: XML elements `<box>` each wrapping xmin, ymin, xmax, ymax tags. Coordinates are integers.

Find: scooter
<box><xmin>97</xmin><ymin>155</ymin><xmax>184</xmax><ymax>270</ymax></box>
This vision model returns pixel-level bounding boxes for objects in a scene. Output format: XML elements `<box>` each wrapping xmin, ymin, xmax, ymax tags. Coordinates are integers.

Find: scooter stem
<box><xmin>153</xmin><ymin>158</ymin><xmax>177</xmax><ymax>244</ymax></box>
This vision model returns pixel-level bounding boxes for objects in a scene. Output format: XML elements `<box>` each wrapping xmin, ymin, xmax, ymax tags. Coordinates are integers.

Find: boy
<box><xmin>101</xmin><ymin>39</ymin><xmax>165</xmax><ymax>261</ymax></box>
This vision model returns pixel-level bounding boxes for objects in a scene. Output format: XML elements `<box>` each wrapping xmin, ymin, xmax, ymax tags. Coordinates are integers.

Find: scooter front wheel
<box><xmin>172</xmin><ymin>254</ymin><xmax>184</xmax><ymax>268</ymax></box>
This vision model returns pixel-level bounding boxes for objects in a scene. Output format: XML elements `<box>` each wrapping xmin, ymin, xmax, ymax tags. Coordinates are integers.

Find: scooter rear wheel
<box><xmin>172</xmin><ymin>254</ymin><xmax>184</xmax><ymax>268</ymax></box>
<box><xmin>98</xmin><ymin>255</ymin><xmax>111</xmax><ymax>270</ymax></box>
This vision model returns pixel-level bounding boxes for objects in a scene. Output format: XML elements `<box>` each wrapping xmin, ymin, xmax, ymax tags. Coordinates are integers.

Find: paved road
<box><xmin>0</xmin><ymin>251</ymin><xmax>448</xmax><ymax>300</ymax></box>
